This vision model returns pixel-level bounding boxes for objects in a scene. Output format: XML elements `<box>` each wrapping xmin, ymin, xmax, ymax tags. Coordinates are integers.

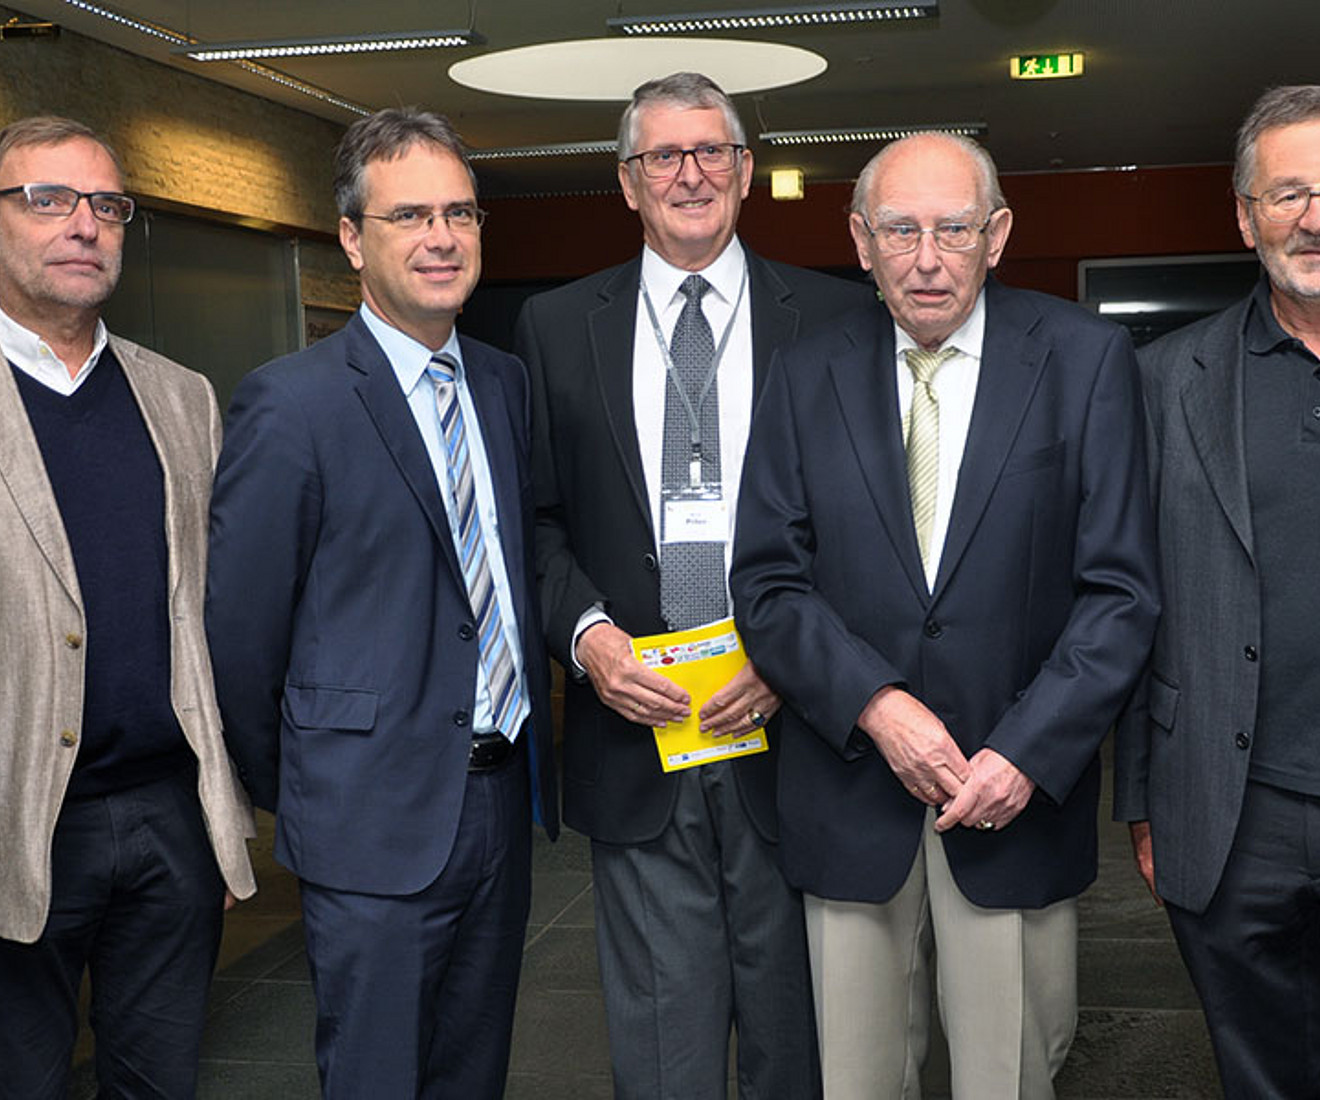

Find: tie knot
<box><xmin>904</xmin><ymin>346</ymin><xmax>956</xmax><ymax>385</ymax></box>
<box><xmin>427</xmin><ymin>352</ymin><xmax>458</xmax><ymax>385</ymax></box>
<box><xmin>679</xmin><ymin>274</ymin><xmax>710</xmax><ymax>305</ymax></box>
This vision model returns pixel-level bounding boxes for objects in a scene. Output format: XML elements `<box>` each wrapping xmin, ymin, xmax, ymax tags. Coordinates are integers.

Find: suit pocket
<box><xmin>282</xmin><ymin>684</ymin><xmax>379</xmax><ymax>734</ymax></box>
<box><xmin>1148</xmin><ymin>673</ymin><xmax>1179</xmax><ymax>734</ymax></box>
<box><xmin>1002</xmin><ymin>439</ymin><xmax>1064</xmax><ymax>477</ymax></box>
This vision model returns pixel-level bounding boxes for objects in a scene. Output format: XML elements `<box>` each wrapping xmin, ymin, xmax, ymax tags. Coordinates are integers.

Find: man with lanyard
<box><xmin>515</xmin><ymin>72</ymin><xmax>872</xmax><ymax>1098</ymax></box>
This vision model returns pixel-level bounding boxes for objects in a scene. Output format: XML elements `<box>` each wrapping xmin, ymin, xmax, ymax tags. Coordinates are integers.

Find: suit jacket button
<box><xmin>59</xmin><ymin>729</ymin><xmax>78</xmax><ymax>747</ymax></box>
<box><xmin>1244</xmin><ymin>645</ymin><xmax>1257</xmax><ymax>661</ymax></box>
<box><xmin>642</xmin><ymin>552</ymin><xmax>657</xmax><ymax>571</ymax></box>
<box><xmin>454</xmin><ymin>710</ymin><xmax>471</xmax><ymax>727</ymax></box>
<box><xmin>458</xmin><ymin>623</ymin><xmax>475</xmax><ymax>641</ymax></box>
<box><xmin>924</xmin><ymin>620</ymin><xmax>943</xmax><ymax>639</ymax></box>
<box><xmin>65</xmin><ymin>633</ymin><xmax>82</xmax><ymax>649</ymax></box>
<box><xmin>1234</xmin><ymin>731</ymin><xmax>1251</xmax><ymax>750</ymax></box>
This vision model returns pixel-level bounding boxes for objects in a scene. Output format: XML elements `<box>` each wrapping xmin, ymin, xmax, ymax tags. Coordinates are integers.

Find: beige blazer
<box><xmin>0</xmin><ymin>334</ymin><xmax>256</xmax><ymax>944</ymax></box>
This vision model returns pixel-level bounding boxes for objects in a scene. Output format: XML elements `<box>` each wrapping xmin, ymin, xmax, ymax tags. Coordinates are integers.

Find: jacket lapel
<box><xmin>0</xmin><ymin>357</ymin><xmax>82</xmax><ymax>607</ymax></box>
<box><xmin>934</xmin><ymin>279</ymin><xmax>1049</xmax><ymax>595</ymax></box>
<box><xmin>747</xmin><ymin>250</ymin><xmax>799</xmax><ymax>407</ymax></box>
<box><xmin>587</xmin><ymin>258</ymin><xmax>654</xmax><ymax>538</ymax></box>
<box><xmin>347</xmin><ymin>315</ymin><xmax>464</xmax><ymax>585</ymax></box>
<box><xmin>827</xmin><ymin>303</ymin><xmax>931</xmax><ymax>601</ymax></box>
<box><xmin>1181</xmin><ymin>305</ymin><xmax>1254</xmax><ymax>561</ymax></box>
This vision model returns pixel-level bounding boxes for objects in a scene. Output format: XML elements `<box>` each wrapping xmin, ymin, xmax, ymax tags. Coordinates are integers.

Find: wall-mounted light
<box><xmin>177</xmin><ymin>30</ymin><xmax>484</xmax><ymax>62</ymax></box>
<box><xmin>760</xmin><ymin>122</ymin><xmax>987</xmax><ymax>146</ymax></box>
<box><xmin>771</xmin><ymin>168</ymin><xmax>805</xmax><ymax>200</ymax></box>
<box><xmin>0</xmin><ymin>18</ymin><xmax>59</xmax><ymax>40</ymax></box>
<box><xmin>608</xmin><ymin>1</ymin><xmax>937</xmax><ymax>35</ymax></box>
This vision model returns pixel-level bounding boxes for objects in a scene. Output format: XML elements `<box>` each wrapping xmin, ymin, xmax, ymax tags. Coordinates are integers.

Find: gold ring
<box><xmin>748</xmin><ymin>709</ymin><xmax>767</xmax><ymax>728</ymax></box>
<box><xmin>976</xmin><ymin>819</ymin><xmax>994</xmax><ymax>831</ymax></box>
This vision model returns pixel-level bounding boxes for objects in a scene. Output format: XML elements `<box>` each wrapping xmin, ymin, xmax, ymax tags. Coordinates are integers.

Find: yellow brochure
<box><xmin>630</xmin><ymin>617</ymin><xmax>769</xmax><ymax>773</ymax></box>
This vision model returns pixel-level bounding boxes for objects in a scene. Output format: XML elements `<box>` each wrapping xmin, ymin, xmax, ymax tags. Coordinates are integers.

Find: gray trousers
<box><xmin>591</xmin><ymin>760</ymin><xmax>820</xmax><ymax>1099</ymax></box>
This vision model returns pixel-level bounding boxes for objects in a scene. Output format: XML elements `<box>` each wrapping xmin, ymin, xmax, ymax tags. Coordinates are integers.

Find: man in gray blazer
<box><xmin>0</xmin><ymin>116</ymin><xmax>255</xmax><ymax>1099</ymax></box>
<box><xmin>1115</xmin><ymin>85</ymin><xmax>1320</xmax><ymax>1099</ymax></box>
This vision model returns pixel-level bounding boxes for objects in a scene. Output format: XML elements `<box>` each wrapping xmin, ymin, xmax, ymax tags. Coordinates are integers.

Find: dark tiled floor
<box><xmin>72</xmin><ymin>747</ymin><xmax>1222</xmax><ymax>1099</ymax></box>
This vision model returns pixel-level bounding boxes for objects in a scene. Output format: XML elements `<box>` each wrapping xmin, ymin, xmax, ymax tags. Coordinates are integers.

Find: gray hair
<box><xmin>0</xmin><ymin>115</ymin><xmax>124</xmax><ymax>180</ymax></box>
<box><xmin>334</xmin><ymin>107</ymin><xmax>475</xmax><ymax>220</ymax></box>
<box><xmin>1234</xmin><ymin>85</ymin><xmax>1320</xmax><ymax>195</ymax></box>
<box><xmin>617</xmin><ymin>72</ymin><xmax>747</xmax><ymax>162</ymax></box>
<box><xmin>850</xmin><ymin>132</ymin><xmax>1006</xmax><ymax>218</ymax></box>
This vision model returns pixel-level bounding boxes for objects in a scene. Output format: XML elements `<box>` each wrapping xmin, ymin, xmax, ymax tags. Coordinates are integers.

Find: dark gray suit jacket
<box><xmin>1114</xmin><ymin>295</ymin><xmax>1263</xmax><ymax>915</ymax></box>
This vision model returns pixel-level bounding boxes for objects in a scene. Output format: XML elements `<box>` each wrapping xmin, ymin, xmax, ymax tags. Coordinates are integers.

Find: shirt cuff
<box><xmin>570</xmin><ymin>606</ymin><xmax>614</xmax><ymax>677</ymax></box>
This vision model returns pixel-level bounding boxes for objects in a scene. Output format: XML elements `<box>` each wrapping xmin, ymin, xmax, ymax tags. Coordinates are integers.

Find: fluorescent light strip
<box><xmin>55</xmin><ymin>0</ymin><xmax>371</xmax><ymax>114</ymax></box>
<box><xmin>1098</xmin><ymin>301</ymin><xmax>1165</xmax><ymax>315</ymax></box>
<box><xmin>60</xmin><ymin>0</ymin><xmax>188</xmax><ymax>44</ymax></box>
<box><xmin>760</xmin><ymin>122</ymin><xmax>986</xmax><ymax>145</ymax></box>
<box><xmin>609</xmin><ymin>1</ymin><xmax>937</xmax><ymax>34</ymax></box>
<box><xmin>469</xmin><ymin>140</ymin><xmax>619</xmax><ymax>160</ymax></box>
<box><xmin>179</xmin><ymin>30</ymin><xmax>485</xmax><ymax>62</ymax></box>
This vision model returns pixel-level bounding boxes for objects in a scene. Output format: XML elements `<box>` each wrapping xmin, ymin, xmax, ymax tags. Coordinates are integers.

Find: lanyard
<box><xmin>640</xmin><ymin>266</ymin><xmax>748</xmax><ymax>489</ymax></box>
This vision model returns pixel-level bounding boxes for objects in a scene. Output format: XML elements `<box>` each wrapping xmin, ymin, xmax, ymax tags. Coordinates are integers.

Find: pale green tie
<box><xmin>904</xmin><ymin>347</ymin><xmax>957</xmax><ymax>570</ymax></box>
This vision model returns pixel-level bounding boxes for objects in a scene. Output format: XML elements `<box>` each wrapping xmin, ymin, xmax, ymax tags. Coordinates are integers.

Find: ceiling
<box><xmin>14</xmin><ymin>0</ymin><xmax>1320</xmax><ymax>197</ymax></box>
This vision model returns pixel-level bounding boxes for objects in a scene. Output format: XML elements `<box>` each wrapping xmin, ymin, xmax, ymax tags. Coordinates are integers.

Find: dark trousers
<box><xmin>298</xmin><ymin>743</ymin><xmax>532</xmax><ymax>1099</ymax></box>
<box><xmin>0</xmin><ymin>769</ymin><xmax>225</xmax><ymax>1100</ymax></box>
<box><xmin>591</xmin><ymin>760</ymin><xmax>821</xmax><ymax>1100</ymax></box>
<box><xmin>1166</xmin><ymin>779</ymin><xmax>1320</xmax><ymax>1100</ymax></box>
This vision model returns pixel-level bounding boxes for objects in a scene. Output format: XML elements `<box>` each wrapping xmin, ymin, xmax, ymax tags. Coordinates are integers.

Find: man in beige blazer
<box><xmin>0</xmin><ymin>116</ymin><xmax>255</xmax><ymax>1099</ymax></box>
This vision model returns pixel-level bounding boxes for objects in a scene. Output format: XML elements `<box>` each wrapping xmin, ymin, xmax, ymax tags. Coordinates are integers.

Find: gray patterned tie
<box><xmin>427</xmin><ymin>352</ymin><xmax>527</xmax><ymax>739</ymax></box>
<box><xmin>659</xmin><ymin>275</ymin><xmax>727</xmax><ymax>631</ymax></box>
<box><xmin>904</xmin><ymin>346</ymin><xmax>957</xmax><ymax>572</ymax></box>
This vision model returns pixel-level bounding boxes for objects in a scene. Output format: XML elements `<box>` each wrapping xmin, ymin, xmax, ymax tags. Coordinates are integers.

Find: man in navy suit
<box><xmin>731</xmin><ymin>133</ymin><xmax>1159</xmax><ymax>1098</ymax></box>
<box><xmin>207</xmin><ymin>108</ymin><xmax>557</xmax><ymax>1099</ymax></box>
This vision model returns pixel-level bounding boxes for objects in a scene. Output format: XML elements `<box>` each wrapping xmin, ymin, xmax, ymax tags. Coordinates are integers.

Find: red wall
<box><xmin>482</xmin><ymin>163</ymin><xmax>1248</xmax><ymax>299</ymax></box>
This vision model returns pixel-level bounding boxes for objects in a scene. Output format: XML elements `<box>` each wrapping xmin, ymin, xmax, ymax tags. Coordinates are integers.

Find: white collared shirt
<box><xmin>894</xmin><ymin>288</ymin><xmax>987</xmax><ymax>590</ymax></box>
<box><xmin>633</xmin><ymin>237</ymin><xmax>754</xmax><ymax>583</ymax></box>
<box><xmin>359</xmin><ymin>304</ymin><xmax>527</xmax><ymax>738</ymax></box>
<box><xmin>0</xmin><ymin>304</ymin><xmax>109</xmax><ymax>395</ymax></box>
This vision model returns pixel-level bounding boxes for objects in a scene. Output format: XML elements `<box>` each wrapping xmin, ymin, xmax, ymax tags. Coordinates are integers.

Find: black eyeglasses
<box><xmin>623</xmin><ymin>143</ymin><xmax>744</xmax><ymax>179</ymax></box>
<box><xmin>0</xmin><ymin>183</ymin><xmax>135</xmax><ymax>224</ymax></box>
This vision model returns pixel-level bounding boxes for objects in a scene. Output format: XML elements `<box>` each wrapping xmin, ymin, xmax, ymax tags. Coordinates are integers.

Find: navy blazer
<box><xmin>208</xmin><ymin>313</ymin><xmax>557</xmax><ymax>897</ymax></box>
<box><xmin>516</xmin><ymin>249</ymin><xmax>875</xmax><ymax>846</ymax></box>
<box><xmin>731</xmin><ymin>278</ymin><xmax>1160</xmax><ymax>909</ymax></box>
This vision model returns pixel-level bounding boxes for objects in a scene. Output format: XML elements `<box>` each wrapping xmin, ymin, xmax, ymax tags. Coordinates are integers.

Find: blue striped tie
<box><xmin>427</xmin><ymin>352</ymin><xmax>525</xmax><ymax>740</ymax></box>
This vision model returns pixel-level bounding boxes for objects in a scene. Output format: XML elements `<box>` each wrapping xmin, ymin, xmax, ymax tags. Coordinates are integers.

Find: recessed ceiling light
<box><xmin>760</xmin><ymin>122</ymin><xmax>987</xmax><ymax>145</ymax></box>
<box><xmin>450</xmin><ymin>37</ymin><xmax>826</xmax><ymax>101</ymax></box>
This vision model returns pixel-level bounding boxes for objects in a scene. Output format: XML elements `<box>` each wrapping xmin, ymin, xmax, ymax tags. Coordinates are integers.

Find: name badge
<box><xmin>661</xmin><ymin>493</ymin><xmax>728</xmax><ymax>545</ymax></box>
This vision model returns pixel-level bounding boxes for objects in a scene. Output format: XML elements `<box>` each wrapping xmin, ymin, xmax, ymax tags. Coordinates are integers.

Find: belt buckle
<box><xmin>468</xmin><ymin>732</ymin><xmax>512</xmax><ymax>772</ymax></box>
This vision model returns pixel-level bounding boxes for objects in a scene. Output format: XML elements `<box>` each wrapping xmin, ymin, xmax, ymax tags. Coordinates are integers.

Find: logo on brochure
<box><xmin>638</xmin><ymin>629</ymin><xmax>741</xmax><ymax>668</ymax></box>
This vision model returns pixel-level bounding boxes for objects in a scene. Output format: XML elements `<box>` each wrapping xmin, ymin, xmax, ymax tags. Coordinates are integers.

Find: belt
<box><xmin>468</xmin><ymin>732</ymin><xmax>515</xmax><ymax>772</ymax></box>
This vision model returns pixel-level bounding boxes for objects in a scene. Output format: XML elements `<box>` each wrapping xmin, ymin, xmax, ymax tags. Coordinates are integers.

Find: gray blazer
<box><xmin>1114</xmin><ymin>296</ymin><xmax>1260</xmax><ymax>915</ymax></box>
<box><xmin>0</xmin><ymin>335</ymin><xmax>256</xmax><ymax>944</ymax></box>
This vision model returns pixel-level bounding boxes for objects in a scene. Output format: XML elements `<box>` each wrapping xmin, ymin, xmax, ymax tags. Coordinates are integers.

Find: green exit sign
<box><xmin>1010</xmin><ymin>53</ymin><xmax>1085</xmax><ymax>80</ymax></box>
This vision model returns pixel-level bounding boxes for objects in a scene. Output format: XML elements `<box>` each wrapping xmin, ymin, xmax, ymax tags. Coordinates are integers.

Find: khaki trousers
<box><xmin>805</xmin><ymin>813</ymin><xmax>1077</xmax><ymax>1100</ymax></box>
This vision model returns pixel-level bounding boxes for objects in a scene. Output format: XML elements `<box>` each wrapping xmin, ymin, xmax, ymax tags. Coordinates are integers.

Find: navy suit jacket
<box><xmin>731</xmin><ymin>278</ymin><xmax>1160</xmax><ymax>909</ymax></box>
<box><xmin>515</xmin><ymin>249</ymin><xmax>875</xmax><ymax>846</ymax></box>
<box><xmin>207</xmin><ymin>313</ymin><xmax>557</xmax><ymax>897</ymax></box>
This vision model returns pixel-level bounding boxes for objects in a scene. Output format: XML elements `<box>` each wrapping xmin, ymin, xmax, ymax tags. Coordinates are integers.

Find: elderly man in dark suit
<box><xmin>731</xmin><ymin>132</ymin><xmax>1160</xmax><ymax>1098</ymax></box>
<box><xmin>207</xmin><ymin>108</ymin><xmax>557</xmax><ymax>1099</ymax></box>
<box><xmin>1115</xmin><ymin>85</ymin><xmax>1320</xmax><ymax>1099</ymax></box>
<box><xmin>515</xmin><ymin>72</ymin><xmax>872</xmax><ymax>1098</ymax></box>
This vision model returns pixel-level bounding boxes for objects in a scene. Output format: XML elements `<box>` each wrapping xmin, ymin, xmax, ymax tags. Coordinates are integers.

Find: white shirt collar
<box><xmin>0</xmin><ymin>303</ymin><xmax>109</xmax><ymax>395</ymax></box>
<box><xmin>640</xmin><ymin>236</ymin><xmax>746</xmax><ymax>312</ymax></box>
<box><xmin>894</xmin><ymin>286</ymin><xmax>988</xmax><ymax>363</ymax></box>
<box><xmin>358</xmin><ymin>303</ymin><xmax>464</xmax><ymax>395</ymax></box>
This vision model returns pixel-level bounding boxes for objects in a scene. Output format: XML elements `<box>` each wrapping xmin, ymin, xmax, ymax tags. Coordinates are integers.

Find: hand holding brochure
<box><xmin>629</xmin><ymin>617</ymin><xmax>770</xmax><ymax>773</ymax></box>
